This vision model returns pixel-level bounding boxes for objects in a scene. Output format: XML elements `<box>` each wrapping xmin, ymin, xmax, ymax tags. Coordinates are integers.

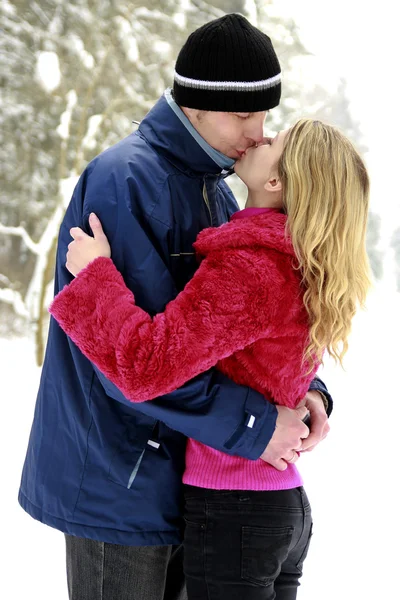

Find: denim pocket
<box><xmin>241</xmin><ymin>525</ymin><xmax>294</xmax><ymax>587</ymax></box>
<box><xmin>183</xmin><ymin>518</ymin><xmax>206</xmax><ymax>582</ymax></box>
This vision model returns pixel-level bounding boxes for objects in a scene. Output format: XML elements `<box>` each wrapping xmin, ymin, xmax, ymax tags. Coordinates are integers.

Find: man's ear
<box><xmin>264</xmin><ymin>176</ymin><xmax>282</xmax><ymax>193</ymax></box>
<box><xmin>181</xmin><ymin>106</ymin><xmax>195</xmax><ymax>120</ymax></box>
<box><xmin>181</xmin><ymin>106</ymin><xmax>203</xmax><ymax>124</ymax></box>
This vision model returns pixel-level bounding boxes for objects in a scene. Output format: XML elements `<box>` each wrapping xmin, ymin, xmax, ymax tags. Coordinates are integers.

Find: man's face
<box><xmin>183</xmin><ymin>109</ymin><xmax>268</xmax><ymax>160</ymax></box>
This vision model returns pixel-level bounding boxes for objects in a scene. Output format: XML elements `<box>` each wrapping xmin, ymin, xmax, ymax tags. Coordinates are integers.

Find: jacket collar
<box><xmin>164</xmin><ymin>89</ymin><xmax>235</xmax><ymax>171</ymax></box>
<box><xmin>138</xmin><ymin>93</ymin><xmax>226</xmax><ymax>176</ymax></box>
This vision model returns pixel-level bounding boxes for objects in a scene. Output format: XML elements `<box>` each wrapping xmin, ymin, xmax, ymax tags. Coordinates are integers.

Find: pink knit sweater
<box><xmin>50</xmin><ymin>209</ymin><xmax>318</xmax><ymax>491</ymax></box>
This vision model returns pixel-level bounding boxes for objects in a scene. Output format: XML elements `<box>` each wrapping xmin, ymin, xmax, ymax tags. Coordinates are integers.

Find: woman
<box><xmin>50</xmin><ymin>119</ymin><xmax>370</xmax><ymax>599</ymax></box>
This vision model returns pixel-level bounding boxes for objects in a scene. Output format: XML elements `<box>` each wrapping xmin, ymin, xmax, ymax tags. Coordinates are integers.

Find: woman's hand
<box><xmin>66</xmin><ymin>213</ymin><xmax>111</xmax><ymax>277</ymax></box>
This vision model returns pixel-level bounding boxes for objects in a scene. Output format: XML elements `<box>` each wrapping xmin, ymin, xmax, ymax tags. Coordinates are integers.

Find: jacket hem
<box><xmin>18</xmin><ymin>490</ymin><xmax>182</xmax><ymax>547</ymax></box>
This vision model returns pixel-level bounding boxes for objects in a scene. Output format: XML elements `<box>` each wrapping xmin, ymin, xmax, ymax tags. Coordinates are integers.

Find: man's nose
<box><xmin>245</xmin><ymin>112</ymin><xmax>267</xmax><ymax>144</ymax></box>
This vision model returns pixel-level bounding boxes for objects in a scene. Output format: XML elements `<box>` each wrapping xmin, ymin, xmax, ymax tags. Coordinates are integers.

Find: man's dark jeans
<box><xmin>183</xmin><ymin>486</ymin><xmax>313</xmax><ymax>600</ymax></box>
<box><xmin>65</xmin><ymin>535</ymin><xmax>187</xmax><ymax>600</ymax></box>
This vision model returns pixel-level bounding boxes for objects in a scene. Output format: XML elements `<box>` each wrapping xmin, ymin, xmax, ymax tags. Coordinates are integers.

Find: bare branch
<box><xmin>189</xmin><ymin>1</ymin><xmax>224</xmax><ymax>19</ymax></box>
<box><xmin>0</xmin><ymin>222</ymin><xmax>40</xmax><ymax>254</ymax></box>
<box><xmin>0</xmin><ymin>287</ymin><xmax>29</xmax><ymax>318</ymax></box>
<box><xmin>0</xmin><ymin>273</ymin><xmax>11</xmax><ymax>286</ymax></box>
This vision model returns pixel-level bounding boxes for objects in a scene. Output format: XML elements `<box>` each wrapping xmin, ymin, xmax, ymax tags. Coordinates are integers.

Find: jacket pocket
<box><xmin>241</xmin><ymin>525</ymin><xmax>294</xmax><ymax>587</ymax></box>
<box><xmin>108</xmin><ymin>419</ymin><xmax>158</xmax><ymax>488</ymax></box>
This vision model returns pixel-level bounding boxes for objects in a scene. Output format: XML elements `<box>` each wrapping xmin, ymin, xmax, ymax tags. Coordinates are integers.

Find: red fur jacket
<box><xmin>50</xmin><ymin>211</ymin><xmax>319</xmax><ymax>409</ymax></box>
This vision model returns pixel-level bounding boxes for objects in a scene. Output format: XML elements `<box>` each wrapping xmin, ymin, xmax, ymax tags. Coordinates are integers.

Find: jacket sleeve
<box><xmin>309</xmin><ymin>376</ymin><xmax>333</xmax><ymax>416</ymax></box>
<box><xmin>54</xmin><ymin>158</ymin><xmax>279</xmax><ymax>460</ymax></box>
<box><xmin>50</xmin><ymin>253</ymin><xmax>277</xmax><ymax>402</ymax></box>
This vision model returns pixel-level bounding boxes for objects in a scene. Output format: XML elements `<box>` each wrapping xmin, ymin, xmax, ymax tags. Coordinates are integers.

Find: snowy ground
<box><xmin>2</xmin><ymin>283</ymin><xmax>399</xmax><ymax>599</ymax></box>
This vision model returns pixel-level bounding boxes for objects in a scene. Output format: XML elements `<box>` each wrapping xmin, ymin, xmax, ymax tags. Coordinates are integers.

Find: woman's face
<box><xmin>234</xmin><ymin>129</ymin><xmax>290</xmax><ymax>192</ymax></box>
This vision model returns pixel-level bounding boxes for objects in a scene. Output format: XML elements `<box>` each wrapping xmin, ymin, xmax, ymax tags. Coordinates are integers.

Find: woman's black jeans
<box><xmin>183</xmin><ymin>485</ymin><xmax>312</xmax><ymax>600</ymax></box>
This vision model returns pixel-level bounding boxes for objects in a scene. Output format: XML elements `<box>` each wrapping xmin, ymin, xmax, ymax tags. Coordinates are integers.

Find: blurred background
<box><xmin>1</xmin><ymin>1</ymin><xmax>399</xmax><ymax>598</ymax></box>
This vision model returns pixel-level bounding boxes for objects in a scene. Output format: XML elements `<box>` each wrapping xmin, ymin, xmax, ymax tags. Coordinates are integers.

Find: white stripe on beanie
<box><xmin>174</xmin><ymin>71</ymin><xmax>281</xmax><ymax>92</ymax></box>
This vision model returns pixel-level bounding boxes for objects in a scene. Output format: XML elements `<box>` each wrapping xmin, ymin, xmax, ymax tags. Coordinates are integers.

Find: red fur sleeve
<box><xmin>49</xmin><ymin>252</ymin><xmax>280</xmax><ymax>402</ymax></box>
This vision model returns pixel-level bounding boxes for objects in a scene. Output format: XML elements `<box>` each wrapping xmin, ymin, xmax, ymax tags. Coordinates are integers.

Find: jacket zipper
<box><xmin>127</xmin><ymin>449</ymin><xmax>145</xmax><ymax>489</ymax></box>
<box><xmin>127</xmin><ymin>422</ymin><xmax>160</xmax><ymax>489</ymax></box>
<box><xmin>202</xmin><ymin>181</ymin><xmax>212</xmax><ymax>225</ymax></box>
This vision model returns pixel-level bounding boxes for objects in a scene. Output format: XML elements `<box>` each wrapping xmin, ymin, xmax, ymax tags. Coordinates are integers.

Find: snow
<box><xmin>0</xmin><ymin>172</ymin><xmax>78</xmax><ymax>327</ymax></box>
<box><xmin>23</xmin><ymin>198</ymin><xmax>69</xmax><ymax>325</ymax></box>
<box><xmin>0</xmin><ymin>222</ymin><xmax>39</xmax><ymax>255</ymax></box>
<box><xmin>154</xmin><ymin>40</ymin><xmax>172</xmax><ymax>59</ymax></box>
<box><xmin>134</xmin><ymin>7</ymin><xmax>167</xmax><ymax>21</ymax></box>
<box><xmin>59</xmin><ymin>174</ymin><xmax>79</xmax><ymax>209</ymax></box>
<box><xmin>0</xmin><ymin>287</ymin><xmax>29</xmax><ymax>317</ymax></box>
<box><xmin>2</xmin><ymin>0</ymin><xmax>15</xmax><ymax>16</ymax></box>
<box><xmin>82</xmin><ymin>115</ymin><xmax>103</xmax><ymax>150</ymax></box>
<box><xmin>48</xmin><ymin>13</ymin><xmax>62</xmax><ymax>36</ymax></box>
<box><xmin>56</xmin><ymin>90</ymin><xmax>77</xmax><ymax>140</ymax></box>
<box><xmin>35</xmin><ymin>51</ymin><xmax>61</xmax><ymax>93</ymax></box>
<box><xmin>2</xmin><ymin>283</ymin><xmax>399</xmax><ymax>599</ymax></box>
<box><xmin>114</xmin><ymin>16</ymin><xmax>139</xmax><ymax>63</ymax></box>
<box><xmin>244</xmin><ymin>0</ymin><xmax>258</xmax><ymax>25</ymax></box>
<box><xmin>69</xmin><ymin>34</ymin><xmax>95</xmax><ymax>70</ymax></box>
<box><xmin>2</xmin><ymin>336</ymin><xmax>67</xmax><ymax>599</ymax></box>
<box><xmin>172</xmin><ymin>0</ymin><xmax>193</xmax><ymax>28</ymax></box>
<box><xmin>173</xmin><ymin>12</ymin><xmax>187</xmax><ymax>30</ymax></box>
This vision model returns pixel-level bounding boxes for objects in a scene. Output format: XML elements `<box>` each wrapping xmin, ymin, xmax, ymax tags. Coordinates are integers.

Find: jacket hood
<box><xmin>193</xmin><ymin>211</ymin><xmax>296</xmax><ymax>257</ymax></box>
<box><xmin>138</xmin><ymin>95</ymin><xmax>223</xmax><ymax>176</ymax></box>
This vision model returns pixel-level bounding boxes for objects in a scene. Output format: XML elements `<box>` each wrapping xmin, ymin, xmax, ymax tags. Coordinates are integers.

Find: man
<box><xmin>19</xmin><ymin>13</ymin><xmax>331</xmax><ymax>600</ymax></box>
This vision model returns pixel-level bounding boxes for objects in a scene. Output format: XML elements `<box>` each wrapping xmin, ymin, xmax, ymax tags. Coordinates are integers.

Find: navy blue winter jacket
<box><xmin>19</xmin><ymin>94</ymin><xmax>332</xmax><ymax>545</ymax></box>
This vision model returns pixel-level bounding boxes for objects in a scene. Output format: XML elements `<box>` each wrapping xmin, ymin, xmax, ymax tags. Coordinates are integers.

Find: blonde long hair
<box><xmin>278</xmin><ymin>119</ymin><xmax>371</xmax><ymax>369</ymax></box>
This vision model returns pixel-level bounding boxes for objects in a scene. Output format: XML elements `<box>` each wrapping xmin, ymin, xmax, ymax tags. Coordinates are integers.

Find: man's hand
<box><xmin>299</xmin><ymin>390</ymin><xmax>330</xmax><ymax>452</ymax></box>
<box><xmin>260</xmin><ymin>405</ymin><xmax>310</xmax><ymax>471</ymax></box>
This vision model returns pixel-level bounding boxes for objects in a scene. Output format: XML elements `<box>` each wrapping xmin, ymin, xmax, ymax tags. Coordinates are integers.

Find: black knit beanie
<box><xmin>173</xmin><ymin>13</ymin><xmax>281</xmax><ymax>113</ymax></box>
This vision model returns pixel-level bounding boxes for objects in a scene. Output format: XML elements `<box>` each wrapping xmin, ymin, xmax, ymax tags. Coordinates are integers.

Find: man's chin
<box><xmin>226</xmin><ymin>151</ymin><xmax>240</xmax><ymax>160</ymax></box>
<box><xmin>226</xmin><ymin>147</ymin><xmax>246</xmax><ymax>160</ymax></box>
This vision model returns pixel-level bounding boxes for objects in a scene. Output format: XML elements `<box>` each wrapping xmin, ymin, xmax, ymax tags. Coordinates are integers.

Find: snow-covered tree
<box><xmin>1</xmin><ymin>0</ymin><xmax>225</xmax><ymax>362</ymax></box>
<box><xmin>391</xmin><ymin>226</ymin><xmax>400</xmax><ymax>291</ymax></box>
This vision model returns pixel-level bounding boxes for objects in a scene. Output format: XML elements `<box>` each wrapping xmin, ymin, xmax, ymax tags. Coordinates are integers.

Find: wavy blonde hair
<box><xmin>278</xmin><ymin>119</ymin><xmax>371</xmax><ymax>370</ymax></box>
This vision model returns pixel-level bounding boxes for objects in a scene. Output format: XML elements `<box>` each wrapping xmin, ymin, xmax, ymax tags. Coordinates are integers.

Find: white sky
<box><xmin>276</xmin><ymin>0</ymin><xmax>400</xmax><ymax>263</ymax></box>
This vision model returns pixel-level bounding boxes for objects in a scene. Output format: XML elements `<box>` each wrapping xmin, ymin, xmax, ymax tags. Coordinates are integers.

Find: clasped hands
<box><xmin>260</xmin><ymin>390</ymin><xmax>330</xmax><ymax>470</ymax></box>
